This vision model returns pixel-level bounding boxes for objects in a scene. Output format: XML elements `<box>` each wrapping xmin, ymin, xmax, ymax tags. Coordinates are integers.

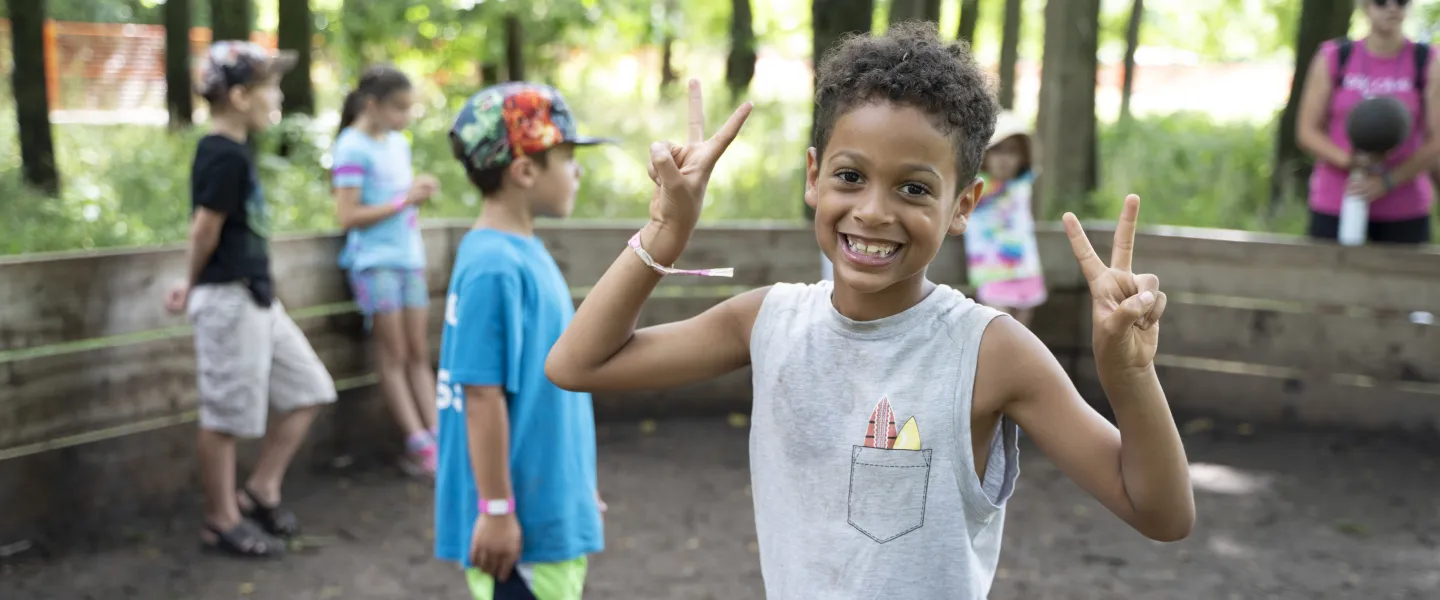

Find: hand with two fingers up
<box><xmin>641</xmin><ymin>79</ymin><xmax>753</xmax><ymax>257</ymax></box>
<box><xmin>1062</xmin><ymin>195</ymin><xmax>1168</xmax><ymax>376</ymax></box>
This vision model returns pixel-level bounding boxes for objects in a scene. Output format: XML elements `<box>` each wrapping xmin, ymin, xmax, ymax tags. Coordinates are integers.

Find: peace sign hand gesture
<box><xmin>1063</xmin><ymin>195</ymin><xmax>1168</xmax><ymax>374</ymax></box>
<box><xmin>646</xmin><ymin>79</ymin><xmax>753</xmax><ymax>234</ymax></box>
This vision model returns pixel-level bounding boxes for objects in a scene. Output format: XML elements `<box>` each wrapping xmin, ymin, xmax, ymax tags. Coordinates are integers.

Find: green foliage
<box><xmin>1083</xmin><ymin>112</ymin><xmax>1310</xmax><ymax>234</ymax></box>
<box><xmin>0</xmin><ymin>92</ymin><xmax>811</xmax><ymax>255</ymax></box>
<box><xmin>3</xmin><ymin>97</ymin><xmax>1314</xmax><ymax>256</ymax></box>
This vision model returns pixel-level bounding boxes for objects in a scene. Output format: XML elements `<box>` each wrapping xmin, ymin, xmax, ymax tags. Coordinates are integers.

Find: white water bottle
<box><xmin>1337</xmin><ymin>168</ymin><xmax>1368</xmax><ymax>246</ymax></box>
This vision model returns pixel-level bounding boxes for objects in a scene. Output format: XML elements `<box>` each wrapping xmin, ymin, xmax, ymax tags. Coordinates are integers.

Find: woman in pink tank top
<box><xmin>1297</xmin><ymin>0</ymin><xmax>1437</xmax><ymax>245</ymax></box>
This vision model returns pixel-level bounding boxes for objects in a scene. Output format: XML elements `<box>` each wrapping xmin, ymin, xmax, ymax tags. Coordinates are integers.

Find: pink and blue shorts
<box><xmin>347</xmin><ymin>268</ymin><xmax>430</xmax><ymax>317</ymax></box>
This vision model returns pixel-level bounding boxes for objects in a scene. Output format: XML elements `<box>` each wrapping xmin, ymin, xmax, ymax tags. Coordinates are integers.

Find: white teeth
<box><xmin>845</xmin><ymin>236</ymin><xmax>897</xmax><ymax>257</ymax></box>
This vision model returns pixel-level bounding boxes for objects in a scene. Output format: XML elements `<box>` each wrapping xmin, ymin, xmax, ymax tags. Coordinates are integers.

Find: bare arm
<box><xmin>185</xmin><ymin>207</ymin><xmax>226</xmax><ymax>285</ymax></box>
<box><xmin>984</xmin><ymin>318</ymin><xmax>1194</xmax><ymax>541</ymax></box>
<box><xmin>1297</xmin><ymin>49</ymin><xmax>1351</xmax><ymax>169</ymax></box>
<box><xmin>334</xmin><ymin>186</ymin><xmax>408</xmax><ymax>230</ymax></box>
<box><xmin>545</xmin><ymin>222</ymin><xmax>767</xmax><ymax>393</ymax></box>
<box><xmin>547</xmin><ymin>80</ymin><xmax>758</xmax><ymax>394</ymax></box>
<box><xmin>465</xmin><ymin>385</ymin><xmax>513</xmax><ymax>501</ymax></box>
<box><xmin>1385</xmin><ymin>54</ymin><xmax>1440</xmax><ymax>186</ymax></box>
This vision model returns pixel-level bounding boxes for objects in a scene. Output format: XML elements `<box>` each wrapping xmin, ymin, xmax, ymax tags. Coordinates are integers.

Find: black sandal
<box><xmin>201</xmin><ymin>519</ymin><xmax>285</xmax><ymax>559</ymax></box>
<box><xmin>240</xmin><ymin>488</ymin><xmax>302</xmax><ymax>539</ymax></box>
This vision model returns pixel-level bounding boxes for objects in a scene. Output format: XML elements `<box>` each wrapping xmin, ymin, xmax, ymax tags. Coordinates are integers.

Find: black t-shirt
<box><xmin>190</xmin><ymin>134</ymin><xmax>274</xmax><ymax>306</ymax></box>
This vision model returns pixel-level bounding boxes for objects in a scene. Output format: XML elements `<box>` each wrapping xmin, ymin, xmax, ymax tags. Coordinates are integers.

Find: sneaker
<box><xmin>399</xmin><ymin>445</ymin><xmax>437</xmax><ymax>480</ymax></box>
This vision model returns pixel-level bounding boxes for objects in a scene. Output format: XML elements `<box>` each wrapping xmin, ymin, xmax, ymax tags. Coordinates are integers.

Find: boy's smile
<box><xmin>807</xmin><ymin>102</ymin><xmax>981</xmax><ymax>318</ymax></box>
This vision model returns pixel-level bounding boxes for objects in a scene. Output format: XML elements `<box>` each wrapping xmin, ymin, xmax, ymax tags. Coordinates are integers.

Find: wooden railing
<box><xmin>1</xmin><ymin>220</ymin><xmax>1437</xmax><ymax>546</ymax></box>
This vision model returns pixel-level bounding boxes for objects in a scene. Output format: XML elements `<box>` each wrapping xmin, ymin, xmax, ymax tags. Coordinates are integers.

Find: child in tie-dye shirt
<box><xmin>331</xmin><ymin>65</ymin><xmax>441</xmax><ymax>478</ymax></box>
<box><xmin>964</xmin><ymin>112</ymin><xmax>1047</xmax><ymax>327</ymax></box>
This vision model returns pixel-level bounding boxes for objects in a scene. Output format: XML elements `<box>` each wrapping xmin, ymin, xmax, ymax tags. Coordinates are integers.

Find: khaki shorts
<box><xmin>189</xmin><ymin>283</ymin><xmax>337</xmax><ymax>438</ymax></box>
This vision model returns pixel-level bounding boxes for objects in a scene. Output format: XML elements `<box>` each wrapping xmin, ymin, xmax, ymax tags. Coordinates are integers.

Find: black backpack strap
<box><xmin>1334</xmin><ymin>37</ymin><xmax>1353</xmax><ymax>90</ymax></box>
<box><xmin>1415</xmin><ymin>41</ymin><xmax>1430</xmax><ymax>94</ymax></box>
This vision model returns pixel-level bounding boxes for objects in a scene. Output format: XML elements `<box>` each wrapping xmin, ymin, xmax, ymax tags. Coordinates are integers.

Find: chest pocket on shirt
<box><xmin>847</xmin><ymin>446</ymin><xmax>932</xmax><ymax>543</ymax></box>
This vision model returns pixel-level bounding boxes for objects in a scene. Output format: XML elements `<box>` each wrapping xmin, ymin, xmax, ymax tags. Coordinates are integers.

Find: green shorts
<box><xmin>465</xmin><ymin>556</ymin><xmax>588</xmax><ymax>600</ymax></box>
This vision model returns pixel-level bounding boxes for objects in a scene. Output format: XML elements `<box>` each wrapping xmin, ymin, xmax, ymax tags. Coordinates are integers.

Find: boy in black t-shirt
<box><xmin>164</xmin><ymin>41</ymin><xmax>336</xmax><ymax>559</ymax></box>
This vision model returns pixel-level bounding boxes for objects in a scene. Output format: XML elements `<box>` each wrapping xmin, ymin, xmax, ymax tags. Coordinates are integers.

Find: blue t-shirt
<box><xmin>433</xmin><ymin>229</ymin><xmax>603</xmax><ymax>566</ymax></box>
<box><xmin>331</xmin><ymin>128</ymin><xmax>425</xmax><ymax>272</ymax></box>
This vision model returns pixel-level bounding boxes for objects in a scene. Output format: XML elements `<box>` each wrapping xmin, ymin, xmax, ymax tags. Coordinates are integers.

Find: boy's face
<box><xmin>229</xmin><ymin>77</ymin><xmax>283</xmax><ymax>131</ymax></box>
<box><xmin>524</xmin><ymin>143</ymin><xmax>582</xmax><ymax>218</ymax></box>
<box><xmin>805</xmin><ymin>102</ymin><xmax>980</xmax><ymax>294</ymax></box>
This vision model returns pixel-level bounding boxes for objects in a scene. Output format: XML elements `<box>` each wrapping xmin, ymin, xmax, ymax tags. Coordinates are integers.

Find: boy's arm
<box><xmin>464</xmin><ymin>385</ymin><xmax>513</xmax><ymax>503</ymax></box>
<box><xmin>547</xmin><ymin>84</ymin><xmax>758</xmax><ymax>394</ymax></box>
<box><xmin>185</xmin><ymin>153</ymin><xmax>248</xmax><ymax>285</ymax></box>
<box><xmin>545</xmin><ymin>221</ymin><xmax>768</xmax><ymax>393</ymax></box>
<box><xmin>991</xmin><ymin>199</ymin><xmax>1193</xmax><ymax>542</ymax></box>
<box><xmin>981</xmin><ymin>318</ymin><xmax>1193</xmax><ymax>542</ymax></box>
<box><xmin>185</xmin><ymin>209</ymin><xmax>226</xmax><ymax>285</ymax></box>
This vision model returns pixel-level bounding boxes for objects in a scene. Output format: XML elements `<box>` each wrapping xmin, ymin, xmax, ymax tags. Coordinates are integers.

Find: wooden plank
<box><xmin>0</xmin><ymin>389</ymin><xmax>365</xmax><ymax>550</ymax></box>
<box><xmin>0</xmin><ymin>225</ymin><xmax>453</xmax><ymax>351</ymax></box>
<box><xmin>1079</xmin><ymin>225</ymin><xmax>1440</xmax><ymax>312</ymax></box>
<box><xmin>1071</xmin><ymin>355</ymin><xmax>1440</xmax><ymax>433</ymax></box>
<box><xmin>0</xmin><ymin>311</ymin><xmax>371</xmax><ymax>449</ymax></box>
<box><xmin>1158</xmin><ymin>299</ymin><xmax>1439</xmax><ymax>385</ymax></box>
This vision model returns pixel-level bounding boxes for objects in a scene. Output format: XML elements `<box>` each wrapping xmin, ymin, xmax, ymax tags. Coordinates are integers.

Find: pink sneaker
<box><xmin>400</xmin><ymin>436</ymin><xmax>438</xmax><ymax>480</ymax></box>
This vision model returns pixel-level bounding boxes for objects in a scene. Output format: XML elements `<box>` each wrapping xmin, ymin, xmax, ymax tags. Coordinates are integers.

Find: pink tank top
<box><xmin>1309</xmin><ymin>39</ymin><xmax>1435</xmax><ymax>221</ymax></box>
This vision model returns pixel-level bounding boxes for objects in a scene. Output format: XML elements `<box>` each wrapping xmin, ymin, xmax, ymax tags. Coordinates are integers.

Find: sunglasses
<box><xmin>1372</xmin><ymin>0</ymin><xmax>1409</xmax><ymax>7</ymax></box>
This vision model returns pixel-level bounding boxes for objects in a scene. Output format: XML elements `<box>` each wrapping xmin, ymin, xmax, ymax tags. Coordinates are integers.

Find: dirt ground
<box><xmin>2</xmin><ymin>417</ymin><xmax>1437</xmax><ymax>600</ymax></box>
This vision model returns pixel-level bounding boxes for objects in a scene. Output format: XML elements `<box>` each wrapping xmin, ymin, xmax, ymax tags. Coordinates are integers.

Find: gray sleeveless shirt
<box><xmin>748</xmin><ymin>281</ymin><xmax>1020</xmax><ymax>599</ymax></box>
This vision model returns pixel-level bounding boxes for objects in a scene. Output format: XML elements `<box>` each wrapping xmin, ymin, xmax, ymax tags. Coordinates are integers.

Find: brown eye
<box><xmin>900</xmin><ymin>183</ymin><xmax>931</xmax><ymax>196</ymax></box>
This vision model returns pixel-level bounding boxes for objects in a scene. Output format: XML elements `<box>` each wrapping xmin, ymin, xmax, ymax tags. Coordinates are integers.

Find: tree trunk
<box><xmin>209</xmin><ymin>0</ymin><xmax>251</xmax><ymax>42</ymax></box>
<box><xmin>481</xmin><ymin>63</ymin><xmax>500</xmax><ymax>86</ymax></box>
<box><xmin>957</xmin><ymin>0</ymin><xmax>980</xmax><ymax>46</ymax></box>
<box><xmin>165</xmin><ymin>0</ymin><xmax>194</xmax><ymax>129</ymax></box>
<box><xmin>8</xmin><ymin>0</ymin><xmax>59</xmax><ymax>195</ymax></box>
<box><xmin>504</xmin><ymin>13</ymin><xmax>524</xmax><ymax>81</ymax></box>
<box><xmin>1270</xmin><ymin>0</ymin><xmax>1353</xmax><ymax>209</ymax></box>
<box><xmin>1036</xmin><ymin>0</ymin><xmax>1101</xmax><ymax>213</ymax></box>
<box><xmin>661</xmin><ymin>37</ymin><xmax>677</xmax><ymax>91</ymax></box>
<box><xmin>996</xmin><ymin>0</ymin><xmax>1022</xmax><ymax>109</ymax></box>
<box><xmin>810</xmin><ymin>0</ymin><xmax>875</xmax><ymax>220</ymax></box>
<box><xmin>278</xmin><ymin>0</ymin><xmax>313</xmax><ymax>115</ymax></box>
<box><xmin>889</xmin><ymin>0</ymin><xmax>940</xmax><ymax>26</ymax></box>
<box><xmin>1119</xmin><ymin>0</ymin><xmax>1144</xmax><ymax>122</ymax></box>
<box><xmin>658</xmin><ymin>0</ymin><xmax>679</xmax><ymax>94</ymax></box>
<box><xmin>725</xmin><ymin>0</ymin><xmax>757</xmax><ymax>96</ymax></box>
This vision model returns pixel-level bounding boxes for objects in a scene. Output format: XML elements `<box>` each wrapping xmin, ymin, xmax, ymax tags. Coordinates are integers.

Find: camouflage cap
<box><xmin>197</xmin><ymin>40</ymin><xmax>297</xmax><ymax>100</ymax></box>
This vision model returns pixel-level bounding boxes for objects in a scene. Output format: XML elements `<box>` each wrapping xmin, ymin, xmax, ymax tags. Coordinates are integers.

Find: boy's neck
<box><xmin>474</xmin><ymin>194</ymin><xmax>537</xmax><ymax>237</ymax></box>
<box><xmin>209</xmin><ymin>112</ymin><xmax>249</xmax><ymax>144</ymax></box>
<box><xmin>830</xmin><ymin>273</ymin><xmax>937</xmax><ymax>322</ymax></box>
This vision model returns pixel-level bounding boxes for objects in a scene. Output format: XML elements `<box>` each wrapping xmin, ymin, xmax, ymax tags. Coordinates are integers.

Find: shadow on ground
<box><xmin>2</xmin><ymin>418</ymin><xmax>1437</xmax><ymax>599</ymax></box>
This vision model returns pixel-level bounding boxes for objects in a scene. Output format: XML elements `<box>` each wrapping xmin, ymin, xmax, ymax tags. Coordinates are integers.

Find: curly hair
<box><xmin>813</xmin><ymin>21</ymin><xmax>998</xmax><ymax>185</ymax></box>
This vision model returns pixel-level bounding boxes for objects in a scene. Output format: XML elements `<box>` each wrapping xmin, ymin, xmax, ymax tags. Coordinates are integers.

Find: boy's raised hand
<box><xmin>647</xmin><ymin>79</ymin><xmax>753</xmax><ymax>233</ymax></box>
<box><xmin>1062</xmin><ymin>195</ymin><xmax>1168</xmax><ymax>374</ymax></box>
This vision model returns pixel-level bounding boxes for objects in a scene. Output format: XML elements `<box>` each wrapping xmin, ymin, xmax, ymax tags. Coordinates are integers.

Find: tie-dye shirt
<box><xmin>332</xmin><ymin>128</ymin><xmax>425</xmax><ymax>272</ymax></box>
<box><xmin>964</xmin><ymin>171</ymin><xmax>1043</xmax><ymax>288</ymax></box>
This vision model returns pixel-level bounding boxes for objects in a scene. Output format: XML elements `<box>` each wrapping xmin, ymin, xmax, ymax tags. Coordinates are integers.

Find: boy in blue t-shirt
<box><xmin>434</xmin><ymin>82</ymin><xmax>611</xmax><ymax>599</ymax></box>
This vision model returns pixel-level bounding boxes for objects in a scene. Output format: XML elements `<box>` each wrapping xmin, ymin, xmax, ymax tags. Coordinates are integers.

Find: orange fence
<box><xmin>0</xmin><ymin>20</ymin><xmax>276</xmax><ymax>112</ymax></box>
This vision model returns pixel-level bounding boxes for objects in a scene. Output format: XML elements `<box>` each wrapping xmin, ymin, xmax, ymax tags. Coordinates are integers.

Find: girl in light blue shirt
<box><xmin>332</xmin><ymin>65</ymin><xmax>440</xmax><ymax>478</ymax></box>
